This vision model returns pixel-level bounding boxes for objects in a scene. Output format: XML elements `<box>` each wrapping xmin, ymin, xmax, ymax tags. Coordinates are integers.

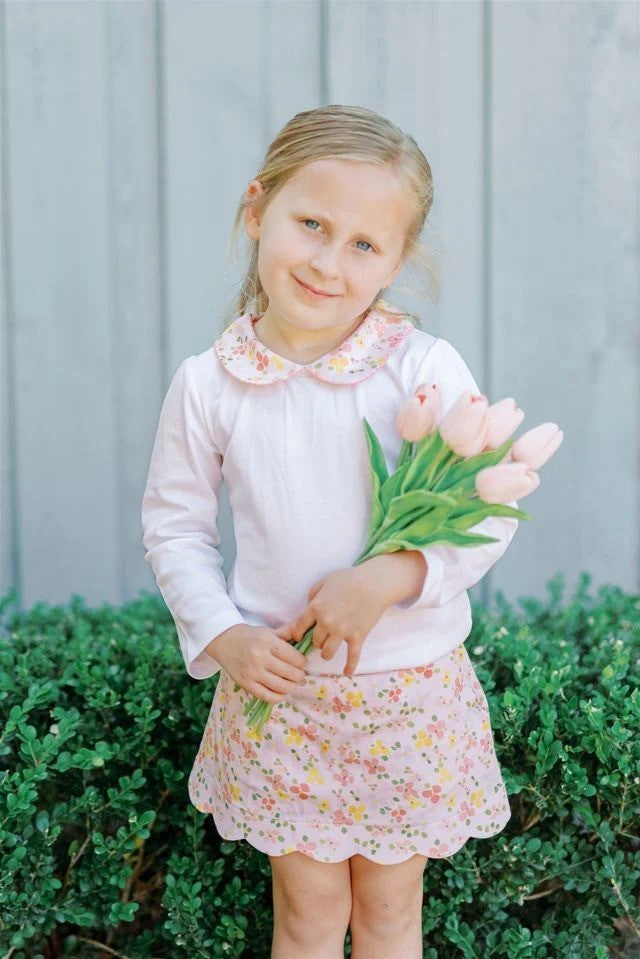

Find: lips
<box><xmin>294</xmin><ymin>276</ymin><xmax>339</xmax><ymax>297</ymax></box>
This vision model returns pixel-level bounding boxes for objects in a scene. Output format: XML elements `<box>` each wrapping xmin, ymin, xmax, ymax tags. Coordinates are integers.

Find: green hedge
<box><xmin>0</xmin><ymin>571</ymin><xmax>638</xmax><ymax>958</ymax></box>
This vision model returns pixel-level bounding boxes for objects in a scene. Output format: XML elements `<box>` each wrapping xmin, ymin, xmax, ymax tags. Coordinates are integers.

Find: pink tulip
<box><xmin>397</xmin><ymin>383</ymin><xmax>441</xmax><ymax>442</ymax></box>
<box><xmin>511</xmin><ymin>423</ymin><xmax>563</xmax><ymax>470</ymax></box>
<box><xmin>484</xmin><ymin>398</ymin><xmax>525</xmax><ymax>449</ymax></box>
<box><xmin>476</xmin><ymin>462</ymin><xmax>540</xmax><ymax>503</ymax></box>
<box><xmin>439</xmin><ymin>392</ymin><xmax>490</xmax><ymax>457</ymax></box>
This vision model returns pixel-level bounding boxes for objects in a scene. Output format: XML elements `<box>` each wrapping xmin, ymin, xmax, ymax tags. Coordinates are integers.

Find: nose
<box><xmin>308</xmin><ymin>242</ymin><xmax>342</xmax><ymax>280</ymax></box>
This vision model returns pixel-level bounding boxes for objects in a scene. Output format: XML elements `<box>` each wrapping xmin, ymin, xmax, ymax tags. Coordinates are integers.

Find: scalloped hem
<box><xmin>196</xmin><ymin>801</ymin><xmax>511</xmax><ymax>865</ymax></box>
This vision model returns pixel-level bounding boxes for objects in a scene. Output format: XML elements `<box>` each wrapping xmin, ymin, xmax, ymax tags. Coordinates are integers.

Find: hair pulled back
<box><xmin>221</xmin><ymin>104</ymin><xmax>438</xmax><ymax>331</ymax></box>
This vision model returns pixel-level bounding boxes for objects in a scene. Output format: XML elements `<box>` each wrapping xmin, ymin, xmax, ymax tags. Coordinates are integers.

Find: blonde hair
<box><xmin>220</xmin><ymin>104</ymin><xmax>438</xmax><ymax>332</ymax></box>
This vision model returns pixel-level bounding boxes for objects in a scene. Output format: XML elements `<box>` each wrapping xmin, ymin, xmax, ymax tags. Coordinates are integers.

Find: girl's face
<box><xmin>244</xmin><ymin>158</ymin><xmax>415</xmax><ymax>334</ymax></box>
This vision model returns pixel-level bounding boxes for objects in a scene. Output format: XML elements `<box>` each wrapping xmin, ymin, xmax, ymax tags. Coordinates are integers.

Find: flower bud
<box><xmin>475</xmin><ymin>462</ymin><xmax>540</xmax><ymax>503</ymax></box>
<box><xmin>439</xmin><ymin>392</ymin><xmax>490</xmax><ymax>457</ymax></box>
<box><xmin>484</xmin><ymin>398</ymin><xmax>525</xmax><ymax>449</ymax></box>
<box><xmin>397</xmin><ymin>383</ymin><xmax>441</xmax><ymax>442</ymax></box>
<box><xmin>511</xmin><ymin>423</ymin><xmax>563</xmax><ymax>470</ymax></box>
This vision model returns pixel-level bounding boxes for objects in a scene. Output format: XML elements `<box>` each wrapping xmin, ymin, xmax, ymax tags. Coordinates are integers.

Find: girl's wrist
<box><xmin>359</xmin><ymin>551</ymin><xmax>428</xmax><ymax>606</ymax></box>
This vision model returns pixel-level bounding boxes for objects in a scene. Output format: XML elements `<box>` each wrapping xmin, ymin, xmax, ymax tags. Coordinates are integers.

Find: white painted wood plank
<box><xmin>492</xmin><ymin>0</ymin><xmax>640</xmax><ymax>600</ymax></box>
<box><xmin>161</xmin><ymin>0</ymin><xmax>322</xmax><ymax>580</ymax></box>
<box><xmin>0</xmin><ymin>1</ymin><xmax>13</xmax><ymax>603</ymax></box>
<box><xmin>6</xmin><ymin>1</ymin><xmax>120</xmax><ymax>606</ymax></box>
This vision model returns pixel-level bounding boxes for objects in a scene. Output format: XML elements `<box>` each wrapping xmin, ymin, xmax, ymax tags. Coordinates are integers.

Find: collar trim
<box><xmin>214</xmin><ymin>307</ymin><xmax>415</xmax><ymax>385</ymax></box>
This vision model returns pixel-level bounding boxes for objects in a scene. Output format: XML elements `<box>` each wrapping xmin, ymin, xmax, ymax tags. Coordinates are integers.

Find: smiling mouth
<box><xmin>294</xmin><ymin>276</ymin><xmax>340</xmax><ymax>297</ymax></box>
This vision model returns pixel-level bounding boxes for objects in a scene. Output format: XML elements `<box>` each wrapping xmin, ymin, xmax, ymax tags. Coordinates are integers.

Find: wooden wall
<box><xmin>1</xmin><ymin>0</ymin><xmax>637</xmax><ymax>616</ymax></box>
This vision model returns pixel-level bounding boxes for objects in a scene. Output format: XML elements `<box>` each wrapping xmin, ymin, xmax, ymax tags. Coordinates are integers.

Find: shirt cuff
<box><xmin>175</xmin><ymin>609</ymin><xmax>247</xmax><ymax>680</ymax></box>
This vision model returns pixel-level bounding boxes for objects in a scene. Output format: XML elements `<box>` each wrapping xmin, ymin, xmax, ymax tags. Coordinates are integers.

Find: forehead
<box><xmin>278</xmin><ymin>158</ymin><xmax>413</xmax><ymax>230</ymax></box>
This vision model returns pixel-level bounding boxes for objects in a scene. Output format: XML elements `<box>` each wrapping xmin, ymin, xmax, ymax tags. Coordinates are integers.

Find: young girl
<box><xmin>141</xmin><ymin>104</ymin><xmax>519</xmax><ymax>959</ymax></box>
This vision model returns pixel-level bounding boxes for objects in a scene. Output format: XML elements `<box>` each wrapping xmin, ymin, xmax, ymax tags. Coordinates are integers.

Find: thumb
<box><xmin>275</xmin><ymin>621</ymin><xmax>296</xmax><ymax>642</ymax></box>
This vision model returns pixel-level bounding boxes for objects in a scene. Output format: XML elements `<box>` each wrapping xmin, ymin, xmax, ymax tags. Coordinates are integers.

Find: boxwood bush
<box><xmin>0</xmin><ymin>570</ymin><xmax>638</xmax><ymax>958</ymax></box>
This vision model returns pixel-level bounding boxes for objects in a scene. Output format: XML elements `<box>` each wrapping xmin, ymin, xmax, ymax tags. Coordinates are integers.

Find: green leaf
<box><xmin>362</xmin><ymin>418</ymin><xmax>389</xmax><ymax>536</ymax></box>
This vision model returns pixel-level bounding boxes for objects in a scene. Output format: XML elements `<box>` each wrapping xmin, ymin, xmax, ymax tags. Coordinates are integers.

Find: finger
<box><xmin>290</xmin><ymin>608</ymin><xmax>317</xmax><ymax>643</ymax></box>
<box><xmin>247</xmin><ymin>681</ymin><xmax>287</xmax><ymax>704</ymax></box>
<box><xmin>319</xmin><ymin>635</ymin><xmax>343</xmax><ymax>663</ymax></box>
<box><xmin>311</xmin><ymin>622</ymin><xmax>329</xmax><ymax>650</ymax></box>
<box><xmin>270</xmin><ymin>645</ymin><xmax>307</xmax><ymax>680</ymax></box>
<box><xmin>262</xmin><ymin>669</ymin><xmax>301</xmax><ymax>695</ymax></box>
<box><xmin>343</xmin><ymin>643</ymin><xmax>361</xmax><ymax>677</ymax></box>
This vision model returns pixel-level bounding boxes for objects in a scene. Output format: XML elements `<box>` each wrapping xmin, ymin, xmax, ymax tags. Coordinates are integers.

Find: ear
<box><xmin>244</xmin><ymin>178</ymin><xmax>265</xmax><ymax>241</ymax></box>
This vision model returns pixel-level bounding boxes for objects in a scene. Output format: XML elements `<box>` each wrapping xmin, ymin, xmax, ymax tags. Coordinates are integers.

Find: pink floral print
<box><xmin>188</xmin><ymin>643</ymin><xmax>511</xmax><ymax>865</ymax></box>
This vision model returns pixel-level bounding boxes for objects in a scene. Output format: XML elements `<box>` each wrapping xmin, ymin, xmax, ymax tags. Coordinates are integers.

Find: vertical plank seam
<box><xmin>0</xmin><ymin>0</ymin><xmax>22</xmax><ymax>608</ymax></box>
<box><xmin>481</xmin><ymin>0</ymin><xmax>493</xmax><ymax>609</ymax></box>
<box><xmin>155</xmin><ymin>1</ymin><xmax>169</xmax><ymax>390</ymax></box>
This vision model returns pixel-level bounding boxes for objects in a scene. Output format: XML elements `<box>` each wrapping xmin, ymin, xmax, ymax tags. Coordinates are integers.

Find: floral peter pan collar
<box><xmin>214</xmin><ymin>307</ymin><xmax>416</xmax><ymax>386</ymax></box>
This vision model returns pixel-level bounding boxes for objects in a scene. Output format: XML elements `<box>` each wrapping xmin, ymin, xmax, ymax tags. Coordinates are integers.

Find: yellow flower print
<box><xmin>348</xmin><ymin>804</ymin><xmax>366</xmax><ymax>822</ymax></box>
<box><xmin>408</xmin><ymin>796</ymin><xmax>423</xmax><ymax>809</ymax></box>
<box><xmin>470</xmin><ymin>789</ymin><xmax>484</xmax><ymax>808</ymax></box>
<box><xmin>446</xmin><ymin>795</ymin><xmax>457</xmax><ymax>812</ymax></box>
<box><xmin>448</xmin><ymin>733</ymin><xmax>457</xmax><ymax>748</ymax></box>
<box><xmin>481</xmin><ymin>719</ymin><xmax>490</xmax><ymax>731</ymax></box>
<box><xmin>320</xmin><ymin>740</ymin><xmax>331</xmax><ymax>754</ymax></box>
<box><xmin>283</xmin><ymin>846</ymin><xmax>296</xmax><ymax>854</ymax></box>
<box><xmin>274</xmin><ymin>357</ymin><xmax>285</xmax><ymax>370</ymax></box>
<box><xmin>442</xmin><ymin>669</ymin><xmax>451</xmax><ymax>684</ymax></box>
<box><xmin>276</xmin><ymin>789</ymin><xmax>289</xmax><ymax>800</ymax></box>
<box><xmin>317</xmin><ymin>685</ymin><xmax>328</xmax><ymax>701</ymax></box>
<box><xmin>416</xmin><ymin>730</ymin><xmax>433</xmax><ymax>749</ymax></box>
<box><xmin>247</xmin><ymin>728</ymin><xmax>263</xmax><ymax>743</ymax></box>
<box><xmin>369</xmin><ymin>739</ymin><xmax>390</xmax><ymax>758</ymax></box>
<box><xmin>328</xmin><ymin>355</ymin><xmax>350</xmax><ymax>373</ymax></box>
<box><xmin>402</xmin><ymin>674</ymin><xmax>416</xmax><ymax>686</ymax></box>
<box><xmin>285</xmin><ymin>728</ymin><xmax>304</xmax><ymax>747</ymax></box>
<box><xmin>308</xmin><ymin>766</ymin><xmax>325</xmax><ymax>785</ymax></box>
<box><xmin>437</xmin><ymin>767</ymin><xmax>453</xmax><ymax>785</ymax></box>
<box><xmin>318</xmin><ymin>800</ymin><xmax>330</xmax><ymax>813</ymax></box>
<box><xmin>346</xmin><ymin>690</ymin><xmax>364</xmax><ymax>707</ymax></box>
<box><xmin>229</xmin><ymin>783</ymin><xmax>242</xmax><ymax>802</ymax></box>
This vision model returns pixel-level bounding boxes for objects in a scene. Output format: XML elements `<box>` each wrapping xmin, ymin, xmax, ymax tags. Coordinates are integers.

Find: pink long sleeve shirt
<box><xmin>141</xmin><ymin>307</ymin><xmax>519</xmax><ymax>680</ymax></box>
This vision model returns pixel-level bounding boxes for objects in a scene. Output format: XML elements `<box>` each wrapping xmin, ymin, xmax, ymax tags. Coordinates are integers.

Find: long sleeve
<box><xmin>396</xmin><ymin>337</ymin><xmax>519</xmax><ymax>611</ymax></box>
<box><xmin>141</xmin><ymin>356</ymin><xmax>246</xmax><ymax>679</ymax></box>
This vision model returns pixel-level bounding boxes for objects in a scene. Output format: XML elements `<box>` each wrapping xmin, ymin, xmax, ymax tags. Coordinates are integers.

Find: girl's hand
<box><xmin>207</xmin><ymin>624</ymin><xmax>308</xmax><ymax>704</ymax></box>
<box><xmin>275</xmin><ymin>567</ymin><xmax>389</xmax><ymax>677</ymax></box>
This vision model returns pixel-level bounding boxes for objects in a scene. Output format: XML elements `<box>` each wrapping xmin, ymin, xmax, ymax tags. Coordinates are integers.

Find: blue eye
<box><xmin>301</xmin><ymin>219</ymin><xmax>374</xmax><ymax>252</ymax></box>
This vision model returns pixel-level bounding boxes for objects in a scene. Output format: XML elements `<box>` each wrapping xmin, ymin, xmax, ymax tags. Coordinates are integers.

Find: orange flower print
<box><xmin>331</xmin><ymin>696</ymin><xmax>352</xmax><ymax>714</ymax></box>
<box><xmin>413</xmin><ymin>665</ymin><xmax>434</xmax><ymax>679</ymax></box>
<box><xmin>291</xmin><ymin>782</ymin><xmax>311</xmax><ymax>801</ymax></box>
<box><xmin>391</xmin><ymin>806</ymin><xmax>408</xmax><ymax>823</ymax></box>
<box><xmin>332</xmin><ymin>767</ymin><xmax>355</xmax><ymax>787</ymax></box>
<box><xmin>400</xmin><ymin>781</ymin><xmax>419</xmax><ymax>801</ymax></box>
<box><xmin>256</xmin><ymin>350</ymin><xmax>270</xmax><ymax>372</ymax></box>
<box><xmin>333</xmin><ymin>809</ymin><xmax>354</xmax><ymax>826</ymax></box>
<box><xmin>458</xmin><ymin>800</ymin><xmax>475</xmax><ymax>820</ymax></box>
<box><xmin>428</xmin><ymin>719</ymin><xmax>446</xmax><ymax>740</ymax></box>
<box><xmin>388</xmin><ymin>686</ymin><xmax>402</xmax><ymax>703</ymax></box>
<box><xmin>421</xmin><ymin>784</ymin><xmax>443</xmax><ymax>804</ymax></box>
<box><xmin>261</xmin><ymin>796</ymin><xmax>277</xmax><ymax>812</ymax></box>
<box><xmin>363</xmin><ymin>757</ymin><xmax>385</xmax><ymax>775</ymax></box>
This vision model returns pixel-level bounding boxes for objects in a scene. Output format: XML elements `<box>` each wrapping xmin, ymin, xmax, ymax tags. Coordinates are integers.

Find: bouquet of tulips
<box><xmin>237</xmin><ymin>382</ymin><xmax>563</xmax><ymax>732</ymax></box>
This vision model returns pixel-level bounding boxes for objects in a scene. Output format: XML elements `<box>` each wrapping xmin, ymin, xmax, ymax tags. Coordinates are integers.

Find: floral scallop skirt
<box><xmin>188</xmin><ymin>642</ymin><xmax>511</xmax><ymax>864</ymax></box>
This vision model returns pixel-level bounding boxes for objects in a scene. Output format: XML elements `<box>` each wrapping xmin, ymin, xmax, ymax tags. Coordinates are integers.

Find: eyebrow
<box><xmin>294</xmin><ymin>209</ymin><xmax>381</xmax><ymax>247</ymax></box>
